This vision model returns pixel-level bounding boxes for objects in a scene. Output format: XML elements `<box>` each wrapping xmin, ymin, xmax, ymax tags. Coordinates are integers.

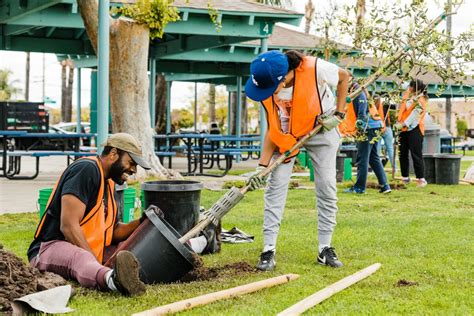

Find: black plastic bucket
<box><xmin>435</xmin><ymin>154</ymin><xmax>462</xmax><ymax>185</ymax></box>
<box><xmin>423</xmin><ymin>154</ymin><xmax>437</xmax><ymax>184</ymax></box>
<box><xmin>141</xmin><ymin>180</ymin><xmax>203</xmax><ymax>235</ymax></box>
<box><xmin>105</xmin><ymin>209</ymin><xmax>197</xmax><ymax>284</ymax></box>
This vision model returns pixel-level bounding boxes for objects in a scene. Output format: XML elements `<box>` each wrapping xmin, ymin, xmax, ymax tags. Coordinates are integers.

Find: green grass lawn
<box><xmin>1</xmin><ymin>182</ymin><xmax>474</xmax><ymax>315</ymax></box>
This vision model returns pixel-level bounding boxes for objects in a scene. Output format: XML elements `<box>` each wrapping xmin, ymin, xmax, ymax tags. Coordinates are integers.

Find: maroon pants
<box><xmin>30</xmin><ymin>240</ymin><xmax>111</xmax><ymax>290</ymax></box>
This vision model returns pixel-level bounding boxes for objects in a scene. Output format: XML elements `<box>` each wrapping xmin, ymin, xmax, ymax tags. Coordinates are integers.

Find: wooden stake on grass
<box><xmin>133</xmin><ymin>274</ymin><xmax>299</xmax><ymax>316</ymax></box>
<box><xmin>277</xmin><ymin>263</ymin><xmax>381</xmax><ymax>316</ymax></box>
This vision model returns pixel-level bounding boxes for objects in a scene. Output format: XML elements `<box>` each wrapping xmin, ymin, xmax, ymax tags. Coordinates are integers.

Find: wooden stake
<box><xmin>134</xmin><ymin>274</ymin><xmax>299</xmax><ymax>316</ymax></box>
<box><xmin>277</xmin><ymin>263</ymin><xmax>381</xmax><ymax>316</ymax></box>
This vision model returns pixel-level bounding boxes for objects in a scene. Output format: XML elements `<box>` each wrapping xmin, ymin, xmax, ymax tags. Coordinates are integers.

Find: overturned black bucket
<box><xmin>141</xmin><ymin>180</ymin><xmax>203</xmax><ymax>235</ymax></box>
<box><xmin>105</xmin><ymin>209</ymin><xmax>197</xmax><ymax>284</ymax></box>
<box><xmin>435</xmin><ymin>154</ymin><xmax>462</xmax><ymax>185</ymax></box>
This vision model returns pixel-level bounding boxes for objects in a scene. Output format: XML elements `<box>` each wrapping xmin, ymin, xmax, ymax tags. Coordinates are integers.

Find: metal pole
<box><xmin>76</xmin><ymin>67</ymin><xmax>82</xmax><ymax>133</ymax></box>
<box><xmin>445</xmin><ymin>0</ymin><xmax>452</xmax><ymax>134</ymax></box>
<box><xmin>166</xmin><ymin>81</ymin><xmax>171</xmax><ymax>148</ymax></box>
<box><xmin>42</xmin><ymin>53</ymin><xmax>45</xmax><ymax>101</ymax></box>
<box><xmin>149</xmin><ymin>57</ymin><xmax>156</xmax><ymax>128</ymax></box>
<box><xmin>236</xmin><ymin>76</ymin><xmax>242</xmax><ymax>163</ymax></box>
<box><xmin>194</xmin><ymin>82</ymin><xmax>198</xmax><ymax>132</ymax></box>
<box><xmin>97</xmin><ymin>0</ymin><xmax>110</xmax><ymax>154</ymax></box>
<box><xmin>259</xmin><ymin>37</ymin><xmax>268</xmax><ymax>149</ymax></box>
<box><xmin>166</xmin><ymin>81</ymin><xmax>172</xmax><ymax>134</ymax></box>
<box><xmin>227</xmin><ymin>90</ymin><xmax>231</xmax><ymax>135</ymax></box>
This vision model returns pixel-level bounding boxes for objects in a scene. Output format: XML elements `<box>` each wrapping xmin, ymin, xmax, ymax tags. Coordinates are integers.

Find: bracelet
<box><xmin>258</xmin><ymin>163</ymin><xmax>268</xmax><ymax>167</ymax></box>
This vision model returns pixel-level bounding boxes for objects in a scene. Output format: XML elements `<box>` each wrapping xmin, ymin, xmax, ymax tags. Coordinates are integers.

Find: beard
<box><xmin>109</xmin><ymin>159</ymin><xmax>127</xmax><ymax>185</ymax></box>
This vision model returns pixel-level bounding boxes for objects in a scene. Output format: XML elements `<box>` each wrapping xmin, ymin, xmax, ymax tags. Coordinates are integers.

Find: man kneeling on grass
<box><xmin>27</xmin><ymin>133</ymin><xmax>218</xmax><ymax>296</ymax></box>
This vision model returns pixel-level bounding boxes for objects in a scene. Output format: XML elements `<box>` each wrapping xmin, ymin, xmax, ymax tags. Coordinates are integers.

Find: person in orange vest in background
<box><xmin>27</xmin><ymin>133</ymin><xmax>217</xmax><ymax>296</ymax></box>
<box><xmin>377</xmin><ymin>100</ymin><xmax>397</xmax><ymax>171</ymax></box>
<box><xmin>341</xmin><ymin>83</ymin><xmax>391</xmax><ymax>194</ymax></box>
<box><xmin>244</xmin><ymin>50</ymin><xmax>350</xmax><ymax>271</ymax></box>
<box><xmin>394</xmin><ymin>79</ymin><xmax>428</xmax><ymax>187</ymax></box>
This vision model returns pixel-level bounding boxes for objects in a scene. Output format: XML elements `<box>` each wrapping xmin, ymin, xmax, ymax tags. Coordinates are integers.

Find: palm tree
<box><xmin>0</xmin><ymin>69</ymin><xmax>20</xmax><ymax>101</ymax></box>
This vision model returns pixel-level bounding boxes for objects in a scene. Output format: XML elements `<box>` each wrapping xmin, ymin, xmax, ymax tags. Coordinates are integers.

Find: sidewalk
<box><xmin>0</xmin><ymin>156</ymin><xmax>256</xmax><ymax>214</ymax></box>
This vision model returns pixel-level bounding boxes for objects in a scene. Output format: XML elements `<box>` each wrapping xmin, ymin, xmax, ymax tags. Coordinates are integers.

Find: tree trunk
<box><xmin>304</xmin><ymin>0</ymin><xmax>314</xmax><ymax>34</ymax></box>
<box><xmin>229</xmin><ymin>91</ymin><xmax>236</xmax><ymax>134</ymax></box>
<box><xmin>65</xmin><ymin>61</ymin><xmax>74</xmax><ymax>122</ymax></box>
<box><xmin>354</xmin><ymin>0</ymin><xmax>366</xmax><ymax>49</ymax></box>
<box><xmin>25</xmin><ymin>52</ymin><xmax>30</xmax><ymax>101</ymax></box>
<box><xmin>209</xmin><ymin>84</ymin><xmax>216</xmax><ymax>123</ymax></box>
<box><xmin>77</xmin><ymin>0</ymin><xmax>176</xmax><ymax>180</ymax></box>
<box><xmin>241</xmin><ymin>93</ymin><xmax>248</xmax><ymax>134</ymax></box>
<box><xmin>155</xmin><ymin>73</ymin><xmax>167</xmax><ymax>133</ymax></box>
<box><xmin>61</xmin><ymin>60</ymin><xmax>67</xmax><ymax>121</ymax></box>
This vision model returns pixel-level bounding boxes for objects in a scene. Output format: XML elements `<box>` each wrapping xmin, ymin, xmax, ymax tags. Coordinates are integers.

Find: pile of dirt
<box><xmin>396</xmin><ymin>279</ymin><xmax>418</xmax><ymax>287</ymax></box>
<box><xmin>181</xmin><ymin>261</ymin><xmax>256</xmax><ymax>282</ymax></box>
<box><xmin>0</xmin><ymin>244</ymin><xmax>67</xmax><ymax>312</ymax></box>
<box><xmin>366</xmin><ymin>181</ymin><xmax>407</xmax><ymax>190</ymax></box>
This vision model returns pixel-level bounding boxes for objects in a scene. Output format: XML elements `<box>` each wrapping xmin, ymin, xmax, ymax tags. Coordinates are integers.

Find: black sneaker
<box><xmin>379</xmin><ymin>184</ymin><xmax>392</xmax><ymax>194</ymax></box>
<box><xmin>317</xmin><ymin>247</ymin><xmax>343</xmax><ymax>268</ymax></box>
<box><xmin>112</xmin><ymin>250</ymin><xmax>146</xmax><ymax>296</ymax></box>
<box><xmin>200</xmin><ymin>221</ymin><xmax>221</xmax><ymax>254</ymax></box>
<box><xmin>256</xmin><ymin>250</ymin><xmax>276</xmax><ymax>271</ymax></box>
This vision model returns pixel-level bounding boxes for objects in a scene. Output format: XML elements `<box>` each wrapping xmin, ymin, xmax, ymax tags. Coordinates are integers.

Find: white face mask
<box><xmin>401</xmin><ymin>82</ymin><xmax>409</xmax><ymax>90</ymax></box>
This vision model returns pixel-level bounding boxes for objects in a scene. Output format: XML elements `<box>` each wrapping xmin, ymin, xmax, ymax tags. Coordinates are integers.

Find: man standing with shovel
<box><xmin>245</xmin><ymin>50</ymin><xmax>350</xmax><ymax>271</ymax></box>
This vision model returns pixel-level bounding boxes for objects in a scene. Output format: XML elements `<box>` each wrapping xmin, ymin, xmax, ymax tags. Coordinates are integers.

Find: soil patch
<box><xmin>396</xmin><ymin>279</ymin><xmax>418</xmax><ymax>287</ymax></box>
<box><xmin>366</xmin><ymin>182</ymin><xmax>407</xmax><ymax>190</ymax></box>
<box><xmin>180</xmin><ymin>261</ymin><xmax>256</xmax><ymax>282</ymax></box>
<box><xmin>0</xmin><ymin>244</ymin><xmax>67</xmax><ymax>312</ymax></box>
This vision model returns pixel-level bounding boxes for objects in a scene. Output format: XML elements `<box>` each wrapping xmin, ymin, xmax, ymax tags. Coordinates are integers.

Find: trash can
<box><xmin>141</xmin><ymin>180</ymin><xmax>203</xmax><ymax>235</ymax></box>
<box><xmin>336</xmin><ymin>154</ymin><xmax>347</xmax><ymax>183</ymax></box>
<box><xmin>309</xmin><ymin>161</ymin><xmax>314</xmax><ymax>181</ymax></box>
<box><xmin>435</xmin><ymin>154</ymin><xmax>462</xmax><ymax>185</ymax></box>
<box><xmin>344</xmin><ymin>158</ymin><xmax>352</xmax><ymax>181</ymax></box>
<box><xmin>423</xmin><ymin>128</ymin><xmax>441</xmax><ymax>154</ymax></box>
<box><xmin>122</xmin><ymin>188</ymin><xmax>136</xmax><ymax>223</ymax></box>
<box><xmin>423</xmin><ymin>154</ymin><xmax>437</xmax><ymax>184</ymax></box>
<box><xmin>297</xmin><ymin>150</ymin><xmax>309</xmax><ymax>168</ymax></box>
<box><xmin>38</xmin><ymin>188</ymin><xmax>53</xmax><ymax>218</ymax></box>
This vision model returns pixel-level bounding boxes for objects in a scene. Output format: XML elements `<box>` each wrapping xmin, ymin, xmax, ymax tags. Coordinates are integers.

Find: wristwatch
<box><xmin>334</xmin><ymin>111</ymin><xmax>346</xmax><ymax>120</ymax></box>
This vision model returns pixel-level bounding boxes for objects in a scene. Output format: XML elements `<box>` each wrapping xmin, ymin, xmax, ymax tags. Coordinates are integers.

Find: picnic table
<box><xmin>0</xmin><ymin>131</ymin><xmax>96</xmax><ymax>179</ymax></box>
<box><xmin>154</xmin><ymin>133</ymin><xmax>261</xmax><ymax>177</ymax></box>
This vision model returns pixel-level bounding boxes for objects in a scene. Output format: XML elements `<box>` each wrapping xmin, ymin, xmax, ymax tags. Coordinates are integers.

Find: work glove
<box><xmin>319</xmin><ymin>114</ymin><xmax>342</xmax><ymax>132</ymax></box>
<box><xmin>355</xmin><ymin>119</ymin><xmax>366</xmax><ymax>130</ymax></box>
<box><xmin>246</xmin><ymin>165</ymin><xmax>268</xmax><ymax>191</ymax></box>
<box><xmin>139</xmin><ymin>205</ymin><xmax>164</xmax><ymax>223</ymax></box>
<box><xmin>393</xmin><ymin>122</ymin><xmax>404</xmax><ymax>131</ymax></box>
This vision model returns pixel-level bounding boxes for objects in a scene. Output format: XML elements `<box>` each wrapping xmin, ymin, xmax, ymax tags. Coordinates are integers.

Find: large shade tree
<box><xmin>77</xmin><ymin>0</ymin><xmax>180</xmax><ymax>179</ymax></box>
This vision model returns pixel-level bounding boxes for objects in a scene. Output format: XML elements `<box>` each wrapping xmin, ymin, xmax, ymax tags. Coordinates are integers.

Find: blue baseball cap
<box><xmin>245</xmin><ymin>50</ymin><xmax>289</xmax><ymax>102</ymax></box>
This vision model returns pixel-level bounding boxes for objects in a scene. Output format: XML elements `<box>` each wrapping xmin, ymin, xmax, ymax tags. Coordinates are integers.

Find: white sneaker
<box><xmin>416</xmin><ymin>178</ymin><xmax>427</xmax><ymax>187</ymax></box>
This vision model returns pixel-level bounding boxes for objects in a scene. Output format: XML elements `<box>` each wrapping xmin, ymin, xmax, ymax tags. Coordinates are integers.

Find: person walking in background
<box><xmin>341</xmin><ymin>84</ymin><xmax>391</xmax><ymax>194</ymax></box>
<box><xmin>377</xmin><ymin>100</ymin><xmax>396</xmax><ymax>171</ymax></box>
<box><xmin>244</xmin><ymin>50</ymin><xmax>350</xmax><ymax>271</ymax></box>
<box><xmin>394</xmin><ymin>79</ymin><xmax>428</xmax><ymax>187</ymax></box>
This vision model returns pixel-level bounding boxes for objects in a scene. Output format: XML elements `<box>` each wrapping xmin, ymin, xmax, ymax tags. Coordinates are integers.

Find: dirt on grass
<box><xmin>0</xmin><ymin>244</ymin><xmax>67</xmax><ymax>312</ymax></box>
<box><xmin>396</xmin><ymin>279</ymin><xmax>419</xmax><ymax>287</ymax></box>
<box><xmin>366</xmin><ymin>181</ymin><xmax>407</xmax><ymax>190</ymax></box>
<box><xmin>181</xmin><ymin>261</ymin><xmax>256</xmax><ymax>282</ymax></box>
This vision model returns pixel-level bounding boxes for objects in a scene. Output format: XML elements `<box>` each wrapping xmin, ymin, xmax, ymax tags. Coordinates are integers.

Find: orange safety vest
<box><xmin>398</xmin><ymin>91</ymin><xmax>427</xmax><ymax>135</ymax></box>
<box><xmin>338</xmin><ymin>95</ymin><xmax>384</xmax><ymax>137</ymax></box>
<box><xmin>261</xmin><ymin>56</ymin><xmax>322</xmax><ymax>157</ymax></box>
<box><xmin>33</xmin><ymin>156</ymin><xmax>117</xmax><ymax>263</ymax></box>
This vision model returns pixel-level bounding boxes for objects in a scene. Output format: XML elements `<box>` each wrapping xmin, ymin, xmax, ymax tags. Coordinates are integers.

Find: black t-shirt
<box><xmin>27</xmin><ymin>159</ymin><xmax>104</xmax><ymax>261</ymax></box>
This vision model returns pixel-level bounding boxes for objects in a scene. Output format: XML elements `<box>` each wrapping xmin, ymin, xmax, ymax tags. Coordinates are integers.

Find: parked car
<box><xmin>51</xmin><ymin>122</ymin><xmax>91</xmax><ymax>146</ymax></box>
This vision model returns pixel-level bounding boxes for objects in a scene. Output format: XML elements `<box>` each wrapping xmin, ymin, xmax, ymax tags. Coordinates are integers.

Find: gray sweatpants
<box><xmin>263</xmin><ymin>128</ymin><xmax>340</xmax><ymax>251</ymax></box>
